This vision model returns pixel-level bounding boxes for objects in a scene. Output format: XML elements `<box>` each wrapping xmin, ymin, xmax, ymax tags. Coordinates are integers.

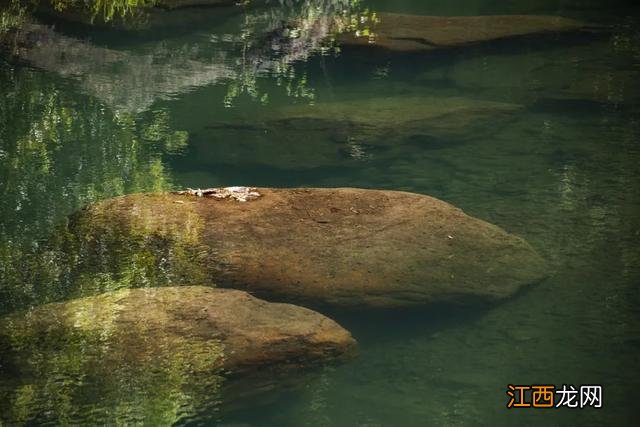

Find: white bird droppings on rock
<box><xmin>173</xmin><ymin>186</ymin><xmax>262</xmax><ymax>202</ymax></box>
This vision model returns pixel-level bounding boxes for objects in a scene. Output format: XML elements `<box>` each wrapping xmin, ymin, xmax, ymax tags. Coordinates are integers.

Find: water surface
<box><xmin>0</xmin><ymin>0</ymin><xmax>639</xmax><ymax>425</ymax></box>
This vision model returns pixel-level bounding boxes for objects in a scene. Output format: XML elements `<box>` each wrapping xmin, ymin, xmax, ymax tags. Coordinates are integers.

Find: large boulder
<box><xmin>0</xmin><ymin>286</ymin><xmax>356</xmax><ymax>424</ymax></box>
<box><xmin>55</xmin><ymin>188</ymin><xmax>548</xmax><ymax>307</ymax></box>
<box><xmin>339</xmin><ymin>13</ymin><xmax>589</xmax><ymax>53</ymax></box>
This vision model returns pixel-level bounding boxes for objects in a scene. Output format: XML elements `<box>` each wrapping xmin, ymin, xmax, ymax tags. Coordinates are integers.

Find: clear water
<box><xmin>1</xmin><ymin>0</ymin><xmax>639</xmax><ymax>425</ymax></box>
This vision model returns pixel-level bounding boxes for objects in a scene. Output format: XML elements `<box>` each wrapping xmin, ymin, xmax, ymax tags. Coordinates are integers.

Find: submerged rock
<box><xmin>339</xmin><ymin>13</ymin><xmax>589</xmax><ymax>53</ymax></box>
<box><xmin>262</xmin><ymin>96</ymin><xmax>523</xmax><ymax>142</ymax></box>
<box><xmin>57</xmin><ymin>188</ymin><xmax>547</xmax><ymax>307</ymax></box>
<box><xmin>419</xmin><ymin>43</ymin><xmax>640</xmax><ymax>106</ymax></box>
<box><xmin>184</xmin><ymin>96</ymin><xmax>523</xmax><ymax>170</ymax></box>
<box><xmin>0</xmin><ymin>286</ymin><xmax>356</xmax><ymax>424</ymax></box>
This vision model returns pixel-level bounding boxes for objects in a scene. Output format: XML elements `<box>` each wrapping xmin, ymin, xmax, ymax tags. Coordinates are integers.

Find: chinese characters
<box><xmin>506</xmin><ymin>384</ymin><xmax>602</xmax><ymax>408</ymax></box>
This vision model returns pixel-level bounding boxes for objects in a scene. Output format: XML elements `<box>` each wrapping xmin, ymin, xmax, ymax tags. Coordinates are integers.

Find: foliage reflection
<box><xmin>0</xmin><ymin>62</ymin><xmax>189</xmax><ymax>313</ymax></box>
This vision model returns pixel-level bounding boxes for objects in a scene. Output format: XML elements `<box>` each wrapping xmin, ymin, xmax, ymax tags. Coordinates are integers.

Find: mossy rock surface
<box><xmin>339</xmin><ymin>13</ymin><xmax>589</xmax><ymax>53</ymax></box>
<box><xmin>63</xmin><ymin>188</ymin><xmax>548</xmax><ymax>307</ymax></box>
<box><xmin>0</xmin><ymin>286</ymin><xmax>356</xmax><ymax>424</ymax></box>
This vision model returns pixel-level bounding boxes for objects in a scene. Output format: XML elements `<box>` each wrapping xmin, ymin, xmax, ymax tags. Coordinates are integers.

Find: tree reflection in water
<box><xmin>0</xmin><ymin>1</ymin><xmax>376</xmax><ymax>422</ymax></box>
<box><xmin>0</xmin><ymin>62</ymin><xmax>191</xmax><ymax>312</ymax></box>
<box><xmin>1</xmin><ymin>0</ymin><xmax>375</xmax><ymax>110</ymax></box>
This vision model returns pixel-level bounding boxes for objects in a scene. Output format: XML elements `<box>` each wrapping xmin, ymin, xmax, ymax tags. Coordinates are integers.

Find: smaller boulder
<box><xmin>0</xmin><ymin>287</ymin><xmax>356</xmax><ymax>425</ymax></box>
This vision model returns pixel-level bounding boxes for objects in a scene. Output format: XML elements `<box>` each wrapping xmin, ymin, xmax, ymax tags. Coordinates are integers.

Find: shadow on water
<box><xmin>530</xmin><ymin>97</ymin><xmax>640</xmax><ymax>113</ymax></box>
<box><xmin>337</xmin><ymin>29</ymin><xmax>612</xmax><ymax>69</ymax></box>
<box><xmin>247</xmin><ymin>276</ymin><xmax>551</xmax><ymax>347</ymax></box>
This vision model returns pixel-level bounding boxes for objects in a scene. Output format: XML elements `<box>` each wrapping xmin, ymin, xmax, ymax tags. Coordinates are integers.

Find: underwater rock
<box><xmin>181</xmin><ymin>96</ymin><xmax>523</xmax><ymax>170</ymax></box>
<box><xmin>420</xmin><ymin>44</ymin><xmax>640</xmax><ymax>106</ymax></box>
<box><xmin>59</xmin><ymin>188</ymin><xmax>548</xmax><ymax>307</ymax></box>
<box><xmin>338</xmin><ymin>13</ymin><xmax>589</xmax><ymax>53</ymax></box>
<box><xmin>0</xmin><ymin>286</ymin><xmax>356</xmax><ymax>424</ymax></box>
<box><xmin>532</xmin><ymin>65</ymin><xmax>640</xmax><ymax>105</ymax></box>
<box><xmin>182</xmin><ymin>96</ymin><xmax>523</xmax><ymax>171</ymax></box>
<box><xmin>261</xmin><ymin>95</ymin><xmax>523</xmax><ymax>142</ymax></box>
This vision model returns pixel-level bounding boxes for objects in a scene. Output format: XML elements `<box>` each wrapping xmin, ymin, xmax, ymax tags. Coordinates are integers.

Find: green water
<box><xmin>1</xmin><ymin>0</ymin><xmax>639</xmax><ymax>425</ymax></box>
